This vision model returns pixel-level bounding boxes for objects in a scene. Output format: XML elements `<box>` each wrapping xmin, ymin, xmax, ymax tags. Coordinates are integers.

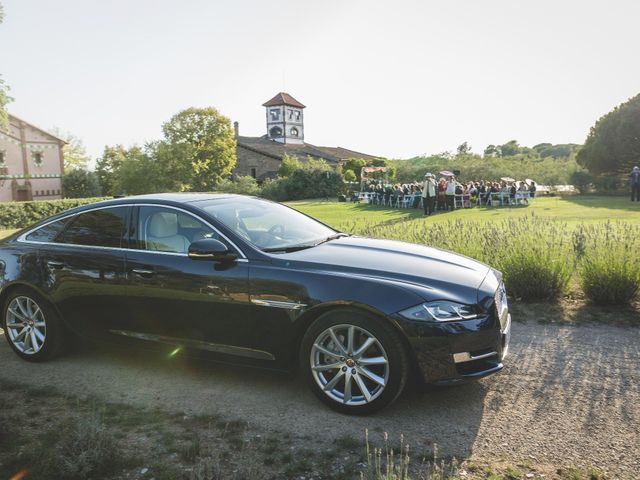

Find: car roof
<box><xmin>106</xmin><ymin>192</ymin><xmax>242</xmax><ymax>205</ymax></box>
<box><xmin>8</xmin><ymin>193</ymin><xmax>248</xmax><ymax>239</ymax></box>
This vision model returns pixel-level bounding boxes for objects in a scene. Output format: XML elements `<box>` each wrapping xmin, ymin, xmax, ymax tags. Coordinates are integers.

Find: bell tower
<box><xmin>262</xmin><ymin>92</ymin><xmax>305</xmax><ymax>144</ymax></box>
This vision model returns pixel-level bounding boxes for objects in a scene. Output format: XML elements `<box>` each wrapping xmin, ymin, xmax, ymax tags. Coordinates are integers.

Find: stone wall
<box><xmin>235</xmin><ymin>145</ymin><xmax>281</xmax><ymax>181</ymax></box>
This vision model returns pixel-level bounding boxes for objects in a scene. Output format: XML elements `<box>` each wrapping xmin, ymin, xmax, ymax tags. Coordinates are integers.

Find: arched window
<box><xmin>290</xmin><ymin>127</ymin><xmax>299</xmax><ymax>137</ymax></box>
<box><xmin>269</xmin><ymin>126</ymin><xmax>282</xmax><ymax>138</ymax></box>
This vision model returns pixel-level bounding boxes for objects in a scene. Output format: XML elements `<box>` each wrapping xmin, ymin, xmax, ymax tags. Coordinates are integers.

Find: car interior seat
<box><xmin>146</xmin><ymin>212</ymin><xmax>190</xmax><ymax>253</ymax></box>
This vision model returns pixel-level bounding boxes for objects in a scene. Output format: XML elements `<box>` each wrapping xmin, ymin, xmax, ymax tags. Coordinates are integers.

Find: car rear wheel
<box><xmin>300</xmin><ymin>309</ymin><xmax>409</xmax><ymax>414</ymax></box>
<box><xmin>2</xmin><ymin>288</ymin><xmax>65</xmax><ymax>362</ymax></box>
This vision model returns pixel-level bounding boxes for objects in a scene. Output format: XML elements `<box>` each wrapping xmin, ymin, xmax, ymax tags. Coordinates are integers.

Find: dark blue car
<box><xmin>0</xmin><ymin>194</ymin><xmax>511</xmax><ymax>414</ymax></box>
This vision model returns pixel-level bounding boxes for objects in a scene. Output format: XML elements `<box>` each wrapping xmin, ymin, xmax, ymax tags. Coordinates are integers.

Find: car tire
<box><xmin>300</xmin><ymin>308</ymin><xmax>409</xmax><ymax>415</ymax></box>
<box><xmin>2</xmin><ymin>287</ymin><xmax>65</xmax><ymax>362</ymax></box>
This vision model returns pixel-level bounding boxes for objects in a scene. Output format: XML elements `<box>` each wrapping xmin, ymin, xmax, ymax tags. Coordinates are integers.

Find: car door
<box><xmin>34</xmin><ymin>205</ymin><xmax>130</xmax><ymax>338</ymax></box>
<box><xmin>121</xmin><ymin>205</ymin><xmax>260</xmax><ymax>360</ymax></box>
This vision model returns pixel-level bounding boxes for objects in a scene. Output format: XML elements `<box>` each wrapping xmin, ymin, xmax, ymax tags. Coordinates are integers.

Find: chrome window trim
<box><xmin>16</xmin><ymin>202</ymin><xmax>248</xmax><ymax>260</ymax></box>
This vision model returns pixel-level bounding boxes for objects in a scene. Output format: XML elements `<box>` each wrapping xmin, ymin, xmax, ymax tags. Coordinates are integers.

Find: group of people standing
<box><xmin>421</xmin><ymin>174</ymin><xmax>536</xmax><ymax>216</ymax></box>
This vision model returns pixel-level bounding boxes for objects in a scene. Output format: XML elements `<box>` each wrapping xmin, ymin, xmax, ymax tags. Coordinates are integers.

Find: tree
<box><xmin>342</xmin><ymin>157</ymin><xmax>367</xmax><ymax>181</ymax></box>
<box><xmin>49</xmin><ymin>127</ymin><xmax>90</xmax><ymax>171</ymax></box>
<box><xmin>456</xmin><ymin>142</ymin><xmax>472</xmax><ymax>156</ymax></box>
<box><xmin>63</xmin><ymin>168</ymin><xmax>101</xmax><ymax>198</ymax></box>
<box><xmin>343</xmin><ymin>169</ymin><xmax>357</xmax><ymax>182</ymax></box>
<box><xmin>278</xmin><ymin>154</ymin><xmax>302</xmax><ymax>177</ymax></box>
<box><xmin>0</xmin><ymin>3</ymin><xmax>11</xmax><ymax>131</ymax></box>
<box><xmin>500</xmin><ymin>140</ymin><xmax>521</xmax><ymax>157</ymax></box>
<box><xmin>160</xmin><ymin>107</ymin><xmax>236</xmax><ymax>190</ymax></box>
<box><xmin>484</xmin><ymin>145</ymin><xmax>500</xmax><ymax>157</ymax></box>
<box><xmin>110</xmin><ymin>146</ymin><xmax>161</xmax><ymax>195</ymax></box>
<box><xmin>577</xmin><ymin>93</ymin><xmax>640</xmax><ymax>175</ymax></box>
<box><xmin>570</xmin><ymin>170</ymin><xmax>594</xmax><ymax>194</ymax></box>
<box><xmin>95</xmin><ymin>145</ymin><xmax>128</xmax><ymax>195</ymax></box>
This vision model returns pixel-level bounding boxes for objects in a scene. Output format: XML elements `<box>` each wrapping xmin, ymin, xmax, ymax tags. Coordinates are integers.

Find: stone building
<box><xmin>0</xmin><ymin>114</ymin><xmax>65</xmax><ymax>201</ymax></box>
<box><xmin>234</xmin><ymin>92</ymin><xmax>379</xmax><ymax>180</ymax></box>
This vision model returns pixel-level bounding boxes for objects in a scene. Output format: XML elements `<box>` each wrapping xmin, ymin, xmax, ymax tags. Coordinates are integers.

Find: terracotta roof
<box><xmin>262</xmin><ymin>92</ymin><xmax>306</xmax><ymax>109</ymax></box>
<box><xmin>236</xmin><ymin>136</ymin><xmax>379</xmax><ymax>165</ymax></box>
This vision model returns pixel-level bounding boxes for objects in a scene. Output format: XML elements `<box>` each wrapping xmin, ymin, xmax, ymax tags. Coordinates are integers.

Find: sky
<box><xmin>1</xmin><ymin>0</ymin><xmax>640</xmax><ymax>163</ymax></box>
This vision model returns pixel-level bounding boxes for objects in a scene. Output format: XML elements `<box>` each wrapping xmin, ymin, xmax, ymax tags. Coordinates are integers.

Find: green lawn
<box><xmin>289</xmin><ymin>195</ymin><xmax>640</xmax><ymax>230</ymax></box>
<box><xmin>1</xmin><ymin>195</ymin><xmax>637</xmax><ymax>241</ymax></box>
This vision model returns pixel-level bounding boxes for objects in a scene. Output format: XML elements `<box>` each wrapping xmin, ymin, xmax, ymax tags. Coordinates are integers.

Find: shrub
<box><xmin>216</xmin><ymin>175</ymin><xmax>260</xmax><ymax>195</ymax></box>
<box><xmin>575</xmin><ymin>223</ymin><xmax>640</xmax><ymax>305</ymax></box>
<box><xmin>0</xmin><ymin>197</ymin><xmax>108</xmax><ymax>229</ymax></box>
<box><xmin>63</xmin><ymin>168</ymin><xmax>102</xmax><ymax>198</ymax></box>
<box><xmin>260</xmin><ymin>168</ymin><xmax>346</xmax><ymax>201</ymax></box>
<box><xmin>337</xmin><ymin>215</ymin><xmax>572</xmax><ymax>301</ymax></box>
<box><xmin>21</xmin><ymin>413</ymin><xmax>122</xmax><ymax>480</ymax></box>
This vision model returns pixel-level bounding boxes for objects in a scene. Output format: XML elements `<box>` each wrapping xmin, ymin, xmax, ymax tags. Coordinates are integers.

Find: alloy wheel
<box><xmin>5</xmin><ymin>296</ymin><xmax>47</xmax><ymax>355</ymax></box>
<box><xmin>310</xmin><ymin>324</ymin><xmax>389</xmax><ymax>406</ymax></box>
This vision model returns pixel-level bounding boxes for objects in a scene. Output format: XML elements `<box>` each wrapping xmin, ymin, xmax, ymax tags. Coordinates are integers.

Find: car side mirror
<box><xmin>188</xmin><ymin>238</ymin><xmax>237</xmax><ymax>263</ymax></box>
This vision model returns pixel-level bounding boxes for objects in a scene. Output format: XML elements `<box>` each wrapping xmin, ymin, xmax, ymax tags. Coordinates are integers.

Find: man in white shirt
<box><xmin>445</xmin><ymin>176</ymin><xmax>457</xmax><ymax>211</ymax></box>
<box><xmin>422</xmin><ymin>173</ymin><xmax>437</xmax><ymax>216</ymax></box>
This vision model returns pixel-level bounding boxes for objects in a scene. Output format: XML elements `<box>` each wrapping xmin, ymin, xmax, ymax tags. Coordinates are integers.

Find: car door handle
<box><xmin>46</xmin><ymin>260</ymin><xmax>65</xmax><ymax>270</ymax></box>
<box><xmin>132</xmin><ymin>268</ymin><xmax>155</xmax><ymax>277</ymax></box>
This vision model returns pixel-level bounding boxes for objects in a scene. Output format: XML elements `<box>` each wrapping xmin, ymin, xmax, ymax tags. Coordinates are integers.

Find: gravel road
<box><xmin>1</xmin><ymin>320</ymin><xmax>639</xmax><ymax>477</ymax></box>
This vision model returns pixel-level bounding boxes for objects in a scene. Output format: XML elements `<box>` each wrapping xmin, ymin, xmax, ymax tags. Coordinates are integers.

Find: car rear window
<box><xmin>59</xmin><ymin>207</ymin><xmax>127</xmax><ymax>248</ymax></box>
<box><xmin>25</xmin><ymin>218</ymin><xmax>70</xmax><ymax>243</ymax></box>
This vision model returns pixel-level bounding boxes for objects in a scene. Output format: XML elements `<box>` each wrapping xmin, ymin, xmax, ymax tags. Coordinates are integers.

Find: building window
<box><xmin>295</xmin><ymin>111</ymin><xmax>301</xmax><ymax>121</ymax></box>
<box><xmin>0</xmin><ymin>150</ymin><xmax>6</xmax><ymax>166</ymax></box>
<box><xmin>270</xmin><ymin>108</ymin><xmax>280</xmax><ymax>121</ymax></box>
<box><xmin>250</xmin><ymin>168</ymin><xmax>257</xmax><ymax>179</ymax></box>
<box><xmin>290</xmin><ymin>127</ymin><xmax>299</xmax><ymax>137</ymax></box>
<box><xmin>32</xmin><ymin>151</ymin><xmax>44</xmax><ymax>167</ymax></box>
<box><xmin>269</xmin><ymin>126</ymin><xmax>282</xmax><ymax>138</ymax></box>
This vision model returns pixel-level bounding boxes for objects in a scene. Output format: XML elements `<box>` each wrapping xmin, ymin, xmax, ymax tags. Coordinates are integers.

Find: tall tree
<box><xmin>95</xmin><ymin>145</ymin><xmax>127</xmax><ymax>196</ymax></box>
<box><xmin>62</xmin><ymin>168</ymin><xmax>101</xmax><ymax>198</ymax></box>
<box><xmin>0</xmin><ymin>3</ymin><xmax>12</xmax><ymax>131</ymax></box>
<box><xmin>456</xmin><ymin>141</ymin><xmax>472</xmax><ymax>156</ymax></box>
<box><xmin>160</xmin><ymin>107</ymin><xmax>236</xmax><ymax>190</ymax></box>
<box><xmin>577</xmin><ymin>93</ymin><xmax>640</xmax><ymax>175</ymax></box>
<box><xmin>49</xmin><ymin>127</ymin><xmax>90</xmax><ymax>171</ymax></box>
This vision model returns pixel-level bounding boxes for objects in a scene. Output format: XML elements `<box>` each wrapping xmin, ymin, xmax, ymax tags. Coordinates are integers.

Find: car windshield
<box><xmin>194</xmin><ymin>197</ymin><xmax>340</xmax><ymax>252</ymax></box>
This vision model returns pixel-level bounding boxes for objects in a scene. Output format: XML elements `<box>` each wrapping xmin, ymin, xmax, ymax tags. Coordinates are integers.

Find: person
<box><xmin>422</xmin><ymin>173</ymin><xmax>437</xmax><ymax>216</ymax></box>
<box><xmin>630</xmin><ymin>166</ymin><xmax>640</xmax><ymax>201</ymax></box>
<box><xmin>529</xmin><ymin>180</ymin><xmax>537</xmax><ymax>198</ymax></box>
<box><xmin>445</xmin><ymin>176</ymin><xmax>456</xmax><ymax>210</ymax></box>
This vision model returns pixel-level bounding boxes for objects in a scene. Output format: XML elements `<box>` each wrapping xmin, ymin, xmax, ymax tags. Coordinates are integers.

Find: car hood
<box><xmin>279</xmin><ymin>236</ymin><xmax>491</xmax><ymax>305</ymax></box>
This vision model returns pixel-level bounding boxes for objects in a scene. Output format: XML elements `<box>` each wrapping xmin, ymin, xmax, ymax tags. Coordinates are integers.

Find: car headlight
<box><xmin>398</xmin><ymin>301</ymin><xmax>479</xmax><ymax>322</ymax></box>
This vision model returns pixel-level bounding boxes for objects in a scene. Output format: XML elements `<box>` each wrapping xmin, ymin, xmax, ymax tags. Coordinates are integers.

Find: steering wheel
<box><xmin>268</xmin><ymin>224</ymin><xmax>285</xmax><ymax>236</ymax></box>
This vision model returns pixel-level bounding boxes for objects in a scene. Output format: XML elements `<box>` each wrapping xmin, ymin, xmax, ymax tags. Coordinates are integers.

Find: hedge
<box><xmin>0</xmin><ymin>197</ymin><xmax>109</xmax><ymax>229</ymax></box>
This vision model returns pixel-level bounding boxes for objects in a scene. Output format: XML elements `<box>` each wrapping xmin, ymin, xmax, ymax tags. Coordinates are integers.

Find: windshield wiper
<box><xmin>312</xmin><ymin>232</ymin><xmax>350</xmax><ymax>247</ymax></box>
<box><xmin>262</xmin><ymin>233</ymin><xmax>350</xmax><ymax>253</ymax></box>
<box><xmin>262</xmin><ymin>244</ymin><xmax>316</xmax><ymax>253</ymax></box>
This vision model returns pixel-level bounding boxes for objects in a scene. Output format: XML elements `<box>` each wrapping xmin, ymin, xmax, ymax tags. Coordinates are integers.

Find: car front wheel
<box><xmin>300</xmin><ymin>309</ymin><xmax>409</xmax><ymax>414</ymax></box>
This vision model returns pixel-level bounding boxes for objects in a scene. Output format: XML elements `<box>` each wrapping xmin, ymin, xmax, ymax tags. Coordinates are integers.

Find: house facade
<box><xmin>234</xmin><ymin>92</ymin><xmax>379</xmax><ymax>180</ymax></box>
<box><xmin>0</xmin><ymin>114</ymin><xmax>65</xmax><ymax>202</ymax></box>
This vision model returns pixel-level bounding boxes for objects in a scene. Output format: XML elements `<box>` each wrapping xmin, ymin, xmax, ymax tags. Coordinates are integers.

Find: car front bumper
<box><xmin>392</xmin><ymin>302</ymin><xmax>511</xmax><ymax>386</ymax></box>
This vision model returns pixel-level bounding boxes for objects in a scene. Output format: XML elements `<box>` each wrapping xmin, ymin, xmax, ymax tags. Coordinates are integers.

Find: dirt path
<box><xmin>1</xmin><ymin>319</ymin><xmax>639</xmax><ymax>477</ymax></box>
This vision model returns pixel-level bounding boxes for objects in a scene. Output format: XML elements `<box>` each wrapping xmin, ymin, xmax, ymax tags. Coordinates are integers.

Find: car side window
<box><xmin>137</xmin><ymin>206</ymin><xmax>220</xmax><ymax>254</ymax></box>
<box><xmin>59</xmin><ymin>207</ymin><xmax>127</xmax><ymax>248</ymax></box>
<box><xmin>25</xmin><ymin>218</ymin><xmax>69</xmax><ymax>243</ymax></box>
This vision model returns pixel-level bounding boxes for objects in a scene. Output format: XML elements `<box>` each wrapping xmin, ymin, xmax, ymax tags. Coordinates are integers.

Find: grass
<box><xmin>289</xmin><ymin>195</ymin><xmax>640</xmax><ymax>229</ymax></box>
<box><xmin>0</xmin><ymin>376</ymin><xmax>618</xmax><ymax>480</ymax></box>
